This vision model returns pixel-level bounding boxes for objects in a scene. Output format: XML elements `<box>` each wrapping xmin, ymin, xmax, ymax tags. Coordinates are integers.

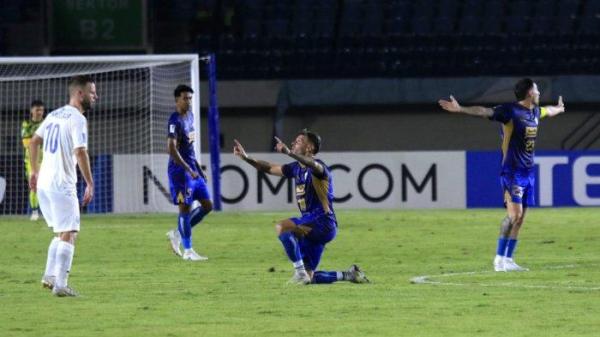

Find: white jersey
<box><xmin>35</xmin><ymin>105</ymin><xmax>88</xmax><ymax>193</ymax></box>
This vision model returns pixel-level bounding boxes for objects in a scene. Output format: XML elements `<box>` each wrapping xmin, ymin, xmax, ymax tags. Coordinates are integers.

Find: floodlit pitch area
<box><xmin>2</xmin><ymin>208</ymin><xmax>599</xmax><ymax>337</ymax></box>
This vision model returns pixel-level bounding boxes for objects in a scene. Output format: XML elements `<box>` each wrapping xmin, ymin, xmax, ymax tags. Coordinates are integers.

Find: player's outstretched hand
<box><xmin>82</xmin><ymin>184</ymin><xmax>94</xmax><ymax>206</ymax></box>
<box><xmin>28</xmin><ymin>172</ymin><xmax>38</xmax><ymax>192</ymax></box>
<box><xmin>199</xmin><ymin>169</ymin><xmax>208</xmax><ymax>181</ymax></box>
<box><xmin>438</xmin><ymin>95</ymin><xmax>462</xmax><ymax>113</ymax></box>
<box><xmin>233</xmin><ymin>139</ymin><xmax>248</xmax><ymax>159</ymax></box>
<box><xmin>274</xmin><ymin>136</ymin><xmax>290</xmax><ymax>154</ymax></box>
<box><xmin>188</xmin><ymin>170</ymin><xmax>199</xmax><ymax>179</ymax></box>
<box><xmin>557</xmin><ymin>95</ymin><xmax>565</xmax><ymax>113</ymax></box>
<box><xmin>293</xmin><ymin>225</ymin><xmax>312</xmax><ymax>237</ymax></box>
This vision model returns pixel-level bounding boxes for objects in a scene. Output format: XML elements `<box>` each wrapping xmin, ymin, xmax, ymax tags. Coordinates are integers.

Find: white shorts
<box><xmin>37</xmin><ymin>188</ymin><xmax>80</xmax><ymax>233</ymax></box>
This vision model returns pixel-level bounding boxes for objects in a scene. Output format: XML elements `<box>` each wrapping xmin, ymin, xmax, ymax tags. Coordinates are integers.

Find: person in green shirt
<box><xmin>22</xmin><ymin>99</ymin><xmax>45</xmax><ymax>220</ymax></box>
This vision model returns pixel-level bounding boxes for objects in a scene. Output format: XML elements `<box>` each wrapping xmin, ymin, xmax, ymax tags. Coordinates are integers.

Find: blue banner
<box><xmin>467</xmin><ymin>151</ymin><xmax>600</xmax><ymax>208</ymax></box>
<box><xmin>76</xmin><ymin>155</ymin><xmax>113</xmax><ymax>213</ymax></box>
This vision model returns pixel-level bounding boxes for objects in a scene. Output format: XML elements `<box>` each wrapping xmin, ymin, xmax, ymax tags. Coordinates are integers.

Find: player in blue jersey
<box><xmin>438</xmin><ymin>78</ymin><xmax>565</xmax><ymax>272</ymax></box>
<box><xmin>165</xmin><ymin>84</ymin><xmax>212</xmax><ymax>261</ymax></box>
<box><xmin>233</xmin><ymin>129</ymin><xmax>369</xmax><ymax>285</ymax></box>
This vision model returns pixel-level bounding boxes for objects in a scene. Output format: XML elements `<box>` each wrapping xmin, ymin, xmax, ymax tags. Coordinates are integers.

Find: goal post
<box><xmin>0</xmin><ymin>54</ymin><xmax>219</xmax><ymax>215</ymax></box>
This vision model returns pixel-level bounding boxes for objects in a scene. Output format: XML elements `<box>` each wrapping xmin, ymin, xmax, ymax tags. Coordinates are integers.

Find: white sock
<box><xmin>54</xmin><ymin>241</ymin><xmax>74</xmax><ymax>289</ymax></box>
<box><xmin>44</xmin><ymin>237</ymin><xmax>60</xmax><ymax>277</ymax></box>
<box><xmin>336</xmin><ymin>271</ymin><xmax>344</xmax><ymax>281</ymax></box>
<box><xmin>293</xmin><ymin>260</ymin><xmax>305</xmax><ymax>272</ymax></box>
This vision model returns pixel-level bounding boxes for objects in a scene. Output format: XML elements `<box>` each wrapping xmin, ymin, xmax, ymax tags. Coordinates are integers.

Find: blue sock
<box><xmin>178</xmin><ymin>212</ymin><xmax>192</xmax><ymax>249</ymax></box>
<box><xmin>506</xmin><ymin>239</ymin><xmax>518</xmax><ymax>258</ymax></box>
<box><xmin>312</xmin><ymin>271</ymin><xmax>339</xmax><ymax>284</ymax></box>
<box><xmin>496</xmin><ymin>238</ymin><xmax>509</xmax><ymax>256</ymax></box>
<box><xmin>190</xmin><ymin>206</ymin><xmax>210</xmax><ymax>228</ymax></box>
<box><xmin>278</xmin><ymin>232</ymin><xmax>302</xmax><ymax>263</ymax></box>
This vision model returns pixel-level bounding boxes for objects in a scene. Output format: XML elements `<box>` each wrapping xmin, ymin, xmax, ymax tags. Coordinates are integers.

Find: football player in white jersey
<box><xmin>28</xmin><ymin>75</ymin><xmax>97</xmax><ymax>297</ymax></box>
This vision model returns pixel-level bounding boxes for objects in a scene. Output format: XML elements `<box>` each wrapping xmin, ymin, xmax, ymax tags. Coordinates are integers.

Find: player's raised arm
<box><xmin>438</xmin><ymin>95</ymin><xmax>494</xmax><ymax>118</ymax></box>
<box><xmin>234</xmin><ymin>139</ymin><xmax>284</xmax><ymax>176</ymax></box>
<box><xmin>274</xmin><ymin>136</ymin><xmax>325</xmax><ymax>177</ymax></box>
<box><xmin>543</xmin><ymin>96</ymin><xmax>565</xmax><ymax>117</ymax></box>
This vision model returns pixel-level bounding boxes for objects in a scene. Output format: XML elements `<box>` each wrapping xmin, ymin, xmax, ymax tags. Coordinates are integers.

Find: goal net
<box><xmin>0</xmin><ymin>55</ymin><xmax>201</xmax><ymax>215</ymax></box>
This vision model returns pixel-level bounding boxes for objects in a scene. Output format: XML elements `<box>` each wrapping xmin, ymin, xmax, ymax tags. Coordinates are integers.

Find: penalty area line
<box><xmin>410</xmin><ymin>264</ymin><xmax>600</xmax><ymax>291</ymax></box>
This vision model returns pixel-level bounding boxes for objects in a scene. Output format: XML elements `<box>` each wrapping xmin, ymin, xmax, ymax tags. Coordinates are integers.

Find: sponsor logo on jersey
<box><xmin>525</xmin><ymin>127</ymin><xmax>538</xmax><ymax>137</ymax></box>
<box><xmin>296</xmin><ymin>184</ymin><xmax>306</xmax><ymax>196</ymax></box>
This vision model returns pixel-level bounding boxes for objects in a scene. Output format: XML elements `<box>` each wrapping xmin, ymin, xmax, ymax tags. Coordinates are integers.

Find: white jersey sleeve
<box><xmin>34</xmin><ymin>117</ymin><xmax>50</xmax><ymax>138</ymax></box>
<box><xmin>71</xmin><ymin>115</ymin><xmax>88</xmax><ymax>149</ymax></box>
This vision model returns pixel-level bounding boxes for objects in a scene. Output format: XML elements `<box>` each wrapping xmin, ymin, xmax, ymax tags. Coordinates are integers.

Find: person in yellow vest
<box><xmin>22</xmin><ymin>99</ymin><xmax>45</xmax><ymax>220</ymax></box>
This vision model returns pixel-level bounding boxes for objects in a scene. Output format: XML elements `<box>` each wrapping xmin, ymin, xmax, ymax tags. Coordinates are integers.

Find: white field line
<box><xmin>410</xmin><ymin>264</ymin><xmax>600</xmax><ymax>291</ymax></box>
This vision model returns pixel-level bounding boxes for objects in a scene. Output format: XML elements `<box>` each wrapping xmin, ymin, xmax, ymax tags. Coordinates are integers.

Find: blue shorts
<box><xmin>291</xmin><ymin>213</ymin><xmax>337</xmax><ymax>271</ymax></box>
<box><xmin>500</xmin><ymin>171</ymin><xmax>535</xmax><ymax>207</ymax></box>
<box><xmin>168</xmin><ymin>170</ymin><xmax>210</xmax><ymax>206</ymax></box>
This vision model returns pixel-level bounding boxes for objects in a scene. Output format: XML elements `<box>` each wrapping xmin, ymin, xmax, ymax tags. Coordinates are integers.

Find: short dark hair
<box><xmin>30</xmin><ymin>99</ymin><xmax>44</xmax><ymax>108</ymax></box>
<box><xmin>174</xmin><ymin>84</ymin><xmax>194</xmax><ymax>98</ymax></box>
<box><xmin>514</xmin><ymin>78</ymin><xmax>535</xmax><ymax>101</ymax></box>
<box><xmin>69</xmin><ymin>75</ymin><xmax>95</xmax><ymax>90</ymax></box>
<box><xmin>297</xmin><ymin>128</ymin><xmax>322</xmax><ymax>154</ymax></box>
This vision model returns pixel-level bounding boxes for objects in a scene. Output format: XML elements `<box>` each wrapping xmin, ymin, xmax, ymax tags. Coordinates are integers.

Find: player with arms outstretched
<box><xmin>29</xmin><ymin>75</ymin><xmax>97</xmax><ymax>296</ymax></box>
<box><xmin>438</xmin><ymin>78</ymin><xmax>565</xmax><ymax>272</ymax></box>
<box><xmin>234</xmin><ymin>129</ymin><xmax>369</xmax><ymax>285</ymax></box>
<box><xmin>22</xmin><ymin>99</ymin><xmax>45</xmax><ymax>220</ymax></box>
<box><xmin>165</xmin><ymin>84</ymin><xmax>212</xmax><ymax>261</ymax></box>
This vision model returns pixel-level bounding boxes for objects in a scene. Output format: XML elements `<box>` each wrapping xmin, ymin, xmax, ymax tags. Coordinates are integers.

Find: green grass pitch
<box><xmin>1</xmin><ymin>208</ymin><xmax>600</xmax><ymax>337</ymax></box>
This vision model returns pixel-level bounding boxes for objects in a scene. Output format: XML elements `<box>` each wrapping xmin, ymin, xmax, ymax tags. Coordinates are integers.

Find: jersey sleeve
<box><xmin>540</xmin><ymin>107</ymin><xmax>549</xmax><ymax>119</ymax></box>
<box><xmin>489</xmin><ymin>104</ymin><xmax>512</xmax><ymax>124</ymax></box>
<box><xmin>281</xmin><ymin>162</ymin><xmax>296</xmax><ymax>178</ymax></box>
<box><xmin>71</xmin><ymin>116</ymin><xmax>88</xmax><ymax>149</ymax></box>
<box><xmin>167</xmin><ymin>116</ymin><xmax>180</xmax><ymax>139</ymax></box>
<box><xmin>33</xmin><ymin>118</ymin><xmax>49</xmax><ymax>138</ymax></box>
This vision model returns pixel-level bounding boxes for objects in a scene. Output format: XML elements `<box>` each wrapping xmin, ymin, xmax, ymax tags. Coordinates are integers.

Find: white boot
<box><xmin>503</xmin><ymin>258</ymin><xmax>529</xmax><ymax>272</ymax></box>
<box><xmin>166</xmin><ymin>230</ymin><xmax>182</xmax><ymax>257</ymax></box>
<box><xmin>182</xmin><ymin>248</ymin><xmax>208</xmax><ymax>261</ymax></box>
<box><xmin>493</xmin><ymin>255</ymin><xmax>505</xmax><ymax>272</ymax></box>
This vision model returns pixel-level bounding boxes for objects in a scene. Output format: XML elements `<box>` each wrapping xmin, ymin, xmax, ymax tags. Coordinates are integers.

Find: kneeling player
<box><xmin>234</xmin><ymin>130</ymin><xmax>369</xmax><ymax>284</ymax></box>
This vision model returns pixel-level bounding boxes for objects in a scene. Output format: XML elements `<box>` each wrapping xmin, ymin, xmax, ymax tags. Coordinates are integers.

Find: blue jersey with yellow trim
<box><xmin>490</xmin><ymin>103</ymin><xmax>548</xmax><ymax>172</ymax></box>
<box><xmin>282</xmin><ymin>160</ymin><xmax>335</xmax><ymax>218</ymax></box>
<box><xmin>167</xmin><ymin>111</ymin><xmax>198</xmax><ymax>173</ymax></box>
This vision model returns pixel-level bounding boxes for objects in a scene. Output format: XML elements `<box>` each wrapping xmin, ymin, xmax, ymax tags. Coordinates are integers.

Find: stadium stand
<box><xmin>0</xmin><ymin>0</ymin><xmax>598</xmax><ymax>78</ymax></box>
<box><xmin>183</xmin><ymin>0</ymin><xmax>600</xmax><ymax>79</ymax></box>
